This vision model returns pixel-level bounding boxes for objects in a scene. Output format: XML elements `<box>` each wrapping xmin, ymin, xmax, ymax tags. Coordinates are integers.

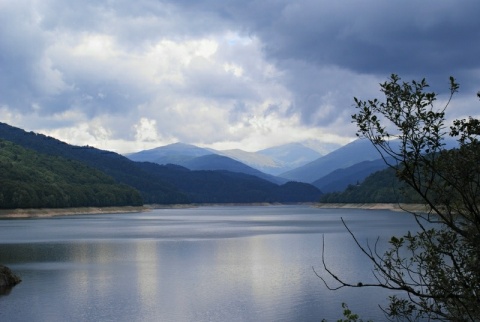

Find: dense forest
<box><xmin>0</xmin><ymin>122</ymin><xmax>189</xmax><ymax>204</ymax></box>
<box><xmin>0</xmin><ymin>139</ymin><xmax>143</xmax><ymax>208</ymax></box>
<box><xmin>138</xmin><ymin>163</ymin><xmax>322</xmax><ymax>203</ymax></box>
<box><xmin>319</xmin><ymin>166</ymin><xmax>423</xmax><ymax>203</ymax></box>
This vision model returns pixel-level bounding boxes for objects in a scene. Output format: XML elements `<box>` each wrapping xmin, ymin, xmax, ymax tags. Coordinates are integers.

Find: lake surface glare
<box><xmin>0</xmin><ymin>205</ymin><xmax>419</xmax><ymax>321</ymax></box>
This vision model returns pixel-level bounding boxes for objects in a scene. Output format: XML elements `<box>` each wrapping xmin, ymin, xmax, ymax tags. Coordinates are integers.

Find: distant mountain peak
<box><xmin>280</xmin><ymin>139</ymin><xmax>382</xmax><ymax>183</ymax></box>
<box><xmin>164</xmin><ymin>142</ymin><xmax>199</xmax><ymax>148</ymax></box>
<box><xmin>300</xmin><ymin>139</ymin><xmax>343</xmax><ymax>155</ymax></box>
<box><xmin>256</xmin><ymin>142</ymin><xmax>322</xmax><ymax>172</ymax></box>
<box><xmin>136</xmin><ymin>142</ymin><xmax>208</xmax><ymax>153</ymax></box>
<box><xmin>127</xmin><ymin>142</ymin><xmax>212</xmax><ymax>163</ymax></box>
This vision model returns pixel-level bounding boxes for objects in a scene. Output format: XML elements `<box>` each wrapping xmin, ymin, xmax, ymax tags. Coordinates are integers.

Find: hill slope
<box><xmin>0</xmin><ymin>122</ymin><xmax>189</xmax><ymax>204</ymax></box>
<box><xmin>257</xmin><ymin>142</ymin><xmax>322</xmax><ymax>173</ymax></box>
<box><xmin>127</xmin><ymin>143</ymin><xmax>212</xmax><ymax>164</ymax></box>
<box><xmin>313</xmin><ymin>158</ymin><xmax>389</xmax><ymax>193</ymax></box>
<box><xmin>137</xmin><ymin>163</ymin><xmax>322</xmax><ymax>203</ymax></box>
<box><xmin>182</xmin><ymin>154</ymin><xmax>288</xmax><ymax>184</ymax></box>
<box><xmin>0</xmin><ymin>139</ymin><xmax>142</xmax><ymax>208</ymax></box>
<box><xmin>319</xmin><ymin>167</ymin><xmax>423</xmax><ymax>204</ymax></box>
<box><xmin>280</xmin><ymin>139</ymin><xmax>387</xmax><ymax>183</ymax></box>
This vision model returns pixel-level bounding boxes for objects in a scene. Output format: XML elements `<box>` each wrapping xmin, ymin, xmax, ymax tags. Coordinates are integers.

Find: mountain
<box><xmin>314</xmin><ymin>137</ymin><xmax>458</xmax><ymax>203</ymax></box>
<box><xmin>0</xmin><ymin>122</ymin><xmax>322</xmax><ymax>204</ymax></box>
<box><xmin>306</xmin><ymin>137</ymin><xmax>458</xmax><ymax>187</ymax></box>
<box><xmin>137</xmin><ymin>163</ymin><xmax>321</xmax><ymax>203</ymax></box>
<box><xmin>300</xmin><ymin>139</ymin><xmax>342</xmax><ymax>155</ymax></box>
<box><xmin>182</xmin><ymin>154</ymin><xmax>288</xmax><ymax>184</ymax></box>
<box><xmin>211</xmin><ymin>149</ymin><xmax>284</xmax><ymax>175</ymax></box>
<box><xmin>127</xmin><ymin>141</ymin><xmax>327</xmax><ymax>176</ymax></box>
<box><xmin>127</xmin><ymin>143</ymin><xmax>287</xmax><ymax>183</ymax></box>
<box><xmin>280</xmin><ymin>139</ymin><xmax>385</xmax><ymax>183</ymax></box>
<box><xmin>256</xmin><ymin>143</ymin><xmax>322</xmax><ymax>173</ymax></box>
<box><xmin>218</xmin><ymin>142</ymin><xmax>330</xmax><ymax>175</ymax></box>
<box><xmin>312</xmin><ymin>158</ymin><xmax>389</xmax><ymax>193</ymax></box>
<box><xmin>127</xmin><ymin>143</ymin><xmax>212</xmax><ymax>164</ymax></box>
<box><xmin>0</xmin><ymin>139</ymin><xmax>142</xmax><ymax>208</ymax></box>
<box><xmin>319</xmin><ymin>167</ymin><xmax>423</xmax><ymax>204</ymax></box>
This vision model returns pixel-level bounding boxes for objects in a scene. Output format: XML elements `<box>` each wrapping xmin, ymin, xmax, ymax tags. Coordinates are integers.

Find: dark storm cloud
<box><xmin>174</xmin><ymin>0</ymin><xmax>480</xmax><ymax>87</ymax></box>
<box><xmin>263</xmin><ymin>2</ymin><xmax>480</xmax><ymax>72</ymax></box>
<box><xmin>1</xmin><ymin>0</ymin><xmax>478</xmax><ymax>150</ymax></box>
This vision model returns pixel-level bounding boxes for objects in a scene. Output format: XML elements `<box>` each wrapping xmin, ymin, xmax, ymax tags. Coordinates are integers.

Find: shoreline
<box><xmin>314</xmin><ymin>202</ymin><xmax>429</xmax><ymax>212</ymax></box>
<box><xmin>0</xmin><ymin>203</ymin><xmax>301</xmax><ymax>218</ymax></box>
<box><xmin>0</xmin><ymin>203</ymin><xmax>429</xmax><ymax>219</ymax></box>
<box><xmin>0</xmin><ymin>206</ymin><xmax>148</xmax><ymax>219</ymax></box>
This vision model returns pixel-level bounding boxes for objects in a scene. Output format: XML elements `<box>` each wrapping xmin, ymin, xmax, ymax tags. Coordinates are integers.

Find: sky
<box><xmin>1</xmin><ymin>0</ymin><xmax>479</xmax><ymax>153</ymax></box>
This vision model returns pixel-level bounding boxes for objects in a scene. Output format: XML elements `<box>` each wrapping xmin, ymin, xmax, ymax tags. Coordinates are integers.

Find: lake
<box><xmin>0</xmin><ymin>205</ymin><xmax>419</xmax><ymax>321</ymax></box>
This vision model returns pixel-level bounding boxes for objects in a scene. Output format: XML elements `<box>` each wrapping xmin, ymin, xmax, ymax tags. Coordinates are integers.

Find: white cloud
<box><xmin>134</xmin><ymin>117</ymin><xmax>161</xmax><ymax>142</ymax></box>
<box><xmin>1</xmin><ymin>0</ymin><xmax>479</xmax><ymax>155</ymax></box>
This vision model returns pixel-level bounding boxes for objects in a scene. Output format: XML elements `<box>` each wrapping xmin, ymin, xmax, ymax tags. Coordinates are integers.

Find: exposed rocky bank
<box><xmin>0</xmin><ymin>264</ymin><xmax>21</xmax><ymax>293</ymax></box>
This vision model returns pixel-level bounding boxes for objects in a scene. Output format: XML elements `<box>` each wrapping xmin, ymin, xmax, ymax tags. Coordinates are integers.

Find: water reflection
<box><xmin>0</xmin><ymin>206</ymin><xmax>419</xmax><ymax>321</ymax></box>
<box><xmin>135</xmin><ymin>241</ymin><xmax>159</xmax><ymax>316</ymax></box>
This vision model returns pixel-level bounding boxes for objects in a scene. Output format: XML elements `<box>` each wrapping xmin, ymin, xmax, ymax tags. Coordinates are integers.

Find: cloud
<box><xmin>227</xmin><ymin>1</ymin><xmax>480</xmax><ymax>80</ymax></box>
<box><xmin>1</xmin><ymin>0</ymin><xmax>479</xmax><ymax>153</ymax></box>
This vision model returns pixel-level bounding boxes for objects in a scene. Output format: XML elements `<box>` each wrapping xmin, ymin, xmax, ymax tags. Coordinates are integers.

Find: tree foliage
<box><xmin>0</xmin><ymin>139</ymin><xmax>143</xmax><ymax>208</ymax></box>
<box><xmin>317</xmin><ymin>75</ymin><xmax>480</xmax><ymax>321</ymax></box>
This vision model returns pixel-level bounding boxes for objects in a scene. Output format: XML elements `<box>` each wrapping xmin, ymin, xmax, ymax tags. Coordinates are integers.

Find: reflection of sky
<box><xmin>0</xmin><ymin>206</ymin><xmax>421</xmax><ymax>321</ymax></box>
<box><xmin>64</xmin><ymin>242</ymin><xmax>123</xmax><ymax>320</ymax></box>
<box><xmin>135</xmin><ymin>241</ymin><xmax>159</xmax><ymax>316</ymax></box>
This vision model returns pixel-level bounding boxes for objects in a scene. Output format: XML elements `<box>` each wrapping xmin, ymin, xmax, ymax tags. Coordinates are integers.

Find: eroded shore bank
<box><xmin>0</xmin><ymin>264</ymin><xmax>21</xmax><ymax>293</ymax></box>
<box><xmin>314</xmin><ymin>203</ymin><xmax>429</xmax><ymax>212</ymax></box>
<box><xmin>0</xmin><ymin>206</ymin><xmax>148</xmax><ymax>219</ymax></box>
<box><xmin>0</xmin><ymin>202</ymin><xmax>429</xmax><ymax>219</ymax></box>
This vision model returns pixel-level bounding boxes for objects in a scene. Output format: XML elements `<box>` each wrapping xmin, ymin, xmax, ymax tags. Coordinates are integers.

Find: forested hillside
<box><xmin>135</xmin><ymin>163</ymin><xmax>321</xmax><ymax>203</ymax></box>
<box><xmin>313</xmin><ymin>158</ymin><xmax>389</xmax><ymax>193</ymax></box>
<box><xmin>0</xmin><ymin>140</ymin><xmax>143</xmax><ymax>208</ymax></box>
<box><xmin>319</xmin><ymin>166</ymin><xmax>423</xmax><ymax>203</ymax></box>
<box><xmin>0</xmin><ymin>122</ymin><xmax>188</xmax><ymax>204</ymax></box>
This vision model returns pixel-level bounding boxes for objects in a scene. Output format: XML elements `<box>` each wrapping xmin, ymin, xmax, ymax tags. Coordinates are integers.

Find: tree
<box><xmin>317</xmin><ymin>74</ymin><xmax>480</xmax><ymax>321</ymax></box>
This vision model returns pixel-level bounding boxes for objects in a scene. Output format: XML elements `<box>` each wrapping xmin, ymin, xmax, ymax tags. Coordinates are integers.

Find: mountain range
<box><xmin>4</xmin><ymin>120</ymin><xmax>450</xmax><ymax>209</ymax></box>
<box><xmin>279</xmin><ymin>139</ymin><xmax>385</xmax><ymax>182</ymax></box>
<box><xmin>127</xmin><ymin>141</ymin><xmax>330</xmax><ymax>176</ymax></box>
<box><xmin>127</xmin><ymin>139</ymin><xmax>391</xmax><ymax>193</ymax></box>
<box><xmin>0</xmin><ymin>122</ymin><xmax>323</xmax><ymax>206</ymax></box>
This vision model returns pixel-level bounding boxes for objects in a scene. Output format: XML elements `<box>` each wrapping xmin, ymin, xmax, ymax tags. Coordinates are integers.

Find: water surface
<box><xmin>0</xmin><ymin>205</ymin><xmax>419</xmax><ymax>321</ymax></box>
